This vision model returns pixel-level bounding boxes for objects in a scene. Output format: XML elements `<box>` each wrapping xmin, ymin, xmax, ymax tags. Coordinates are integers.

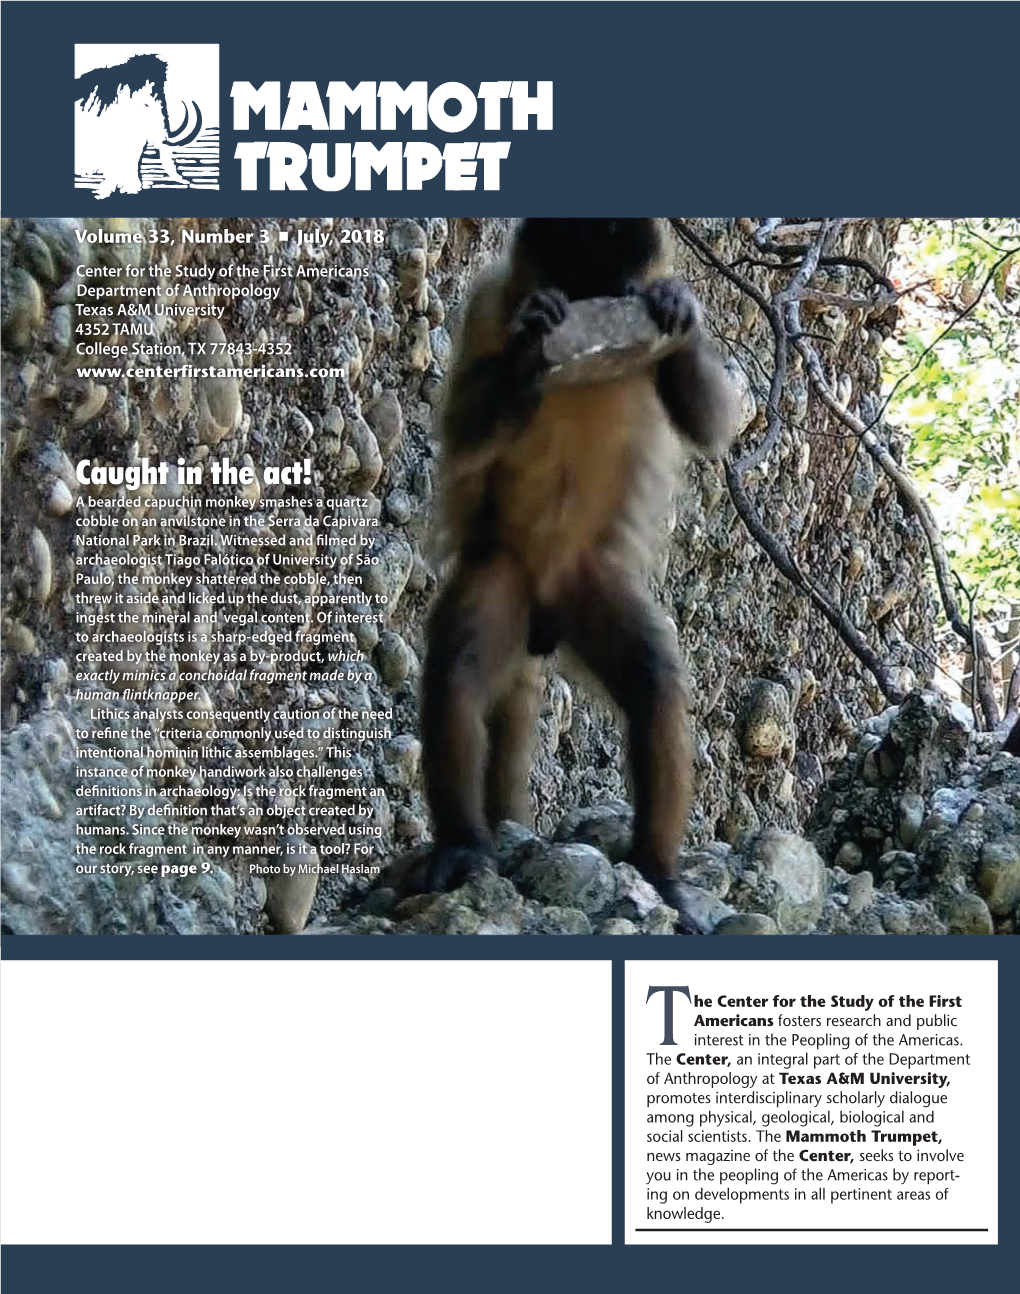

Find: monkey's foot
<box><xmin>649</xmin><ymin>877</ymin><xmax>701</xmax><ymax>935</ymax></box>
<box><xmin>378</xmin><ymin>843</ymin><xmax>496</xmax><ymax>898</ymax></box>
<box><xmin>643</xmin><ymin>278</ymin><xmax>698</xmax><ymax>337</ymax></box>
<box><xmin>424</xmin><ymin>844</ymin><xmax>496</xmax><ymax>892</ymax></box>
<box><xmin>650</xmin><ymin>875</ymin><xmax>683</xmax><ymax>910</ymax></box>
<box><xmin>628</xmin><ymin>856</ymin><xmax>695</xmax><ymax>933</ymax></box>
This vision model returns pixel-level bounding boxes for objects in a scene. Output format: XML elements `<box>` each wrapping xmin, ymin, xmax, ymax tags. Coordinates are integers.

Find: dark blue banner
<box><xmin>2</xmin><ymin>1</ymin><xmax>1019</xmax><ymax>213</ymax></box>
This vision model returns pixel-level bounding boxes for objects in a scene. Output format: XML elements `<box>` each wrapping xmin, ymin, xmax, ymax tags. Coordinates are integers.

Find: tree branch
<box><xmin>669</xmin><ymin>220</ymin><xmax>787</xmax><ymax>473</ymax></box>
<box><xmin>877</xmin><ymin>242</ymin><xmax>1019</xmax><ymax>419</ymax></box>
<box><xmin>670</xmin><ymin>218</ymin><xmax>908</xmax><ymax>707</ymax></box>
<box><xmin>790</xmin><ymin>328</ymin><xmax>1002</xmax><ymax>729</ymax></box>
<box><xmin>954</xmin><ymin>572</ymin><xmax>981</xmax><ymax>730</ymax></box>
<box><xmin>1005</xmin><ymin>661</ymin><xmax>1020</xmax><ymax>723</ymax></box>
<box><xmin>668</xmin><ymin>215</ymin><xmax>1005</xmax><ymax>725</ymax></box>
<box><xmin>731</xmin><ymin>254</ymin><xmax>894</xmax><ymax>293</ymax></box>
<box><xmin>791</xmin><ymin>286</ymin><xmax>899</xmax><ymax>313</ymax></box>
<box><xmin>723</xmin><ymin>461</ymin><xmax>905</xmax><ymax>704</ymax></box>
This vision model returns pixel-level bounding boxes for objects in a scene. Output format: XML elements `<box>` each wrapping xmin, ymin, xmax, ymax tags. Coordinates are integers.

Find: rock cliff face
<box><xmin>4</xmin><ymin>215</ymin><xmax>993</xmax><ymax>938</ymax></box>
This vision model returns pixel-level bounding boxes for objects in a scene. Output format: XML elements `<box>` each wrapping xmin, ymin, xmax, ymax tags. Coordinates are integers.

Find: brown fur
<box><xmin>420</xmin><ymin>219</ymin><xmax>736</xmax><ymax>901</ymax></box>
<box><xmin>438</xmin><ymin>257</ymin><xmax>679</xmax><ymax>588</ymax></box>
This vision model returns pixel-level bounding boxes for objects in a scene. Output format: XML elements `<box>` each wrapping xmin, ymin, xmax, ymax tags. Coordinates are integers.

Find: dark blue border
<box><xmin>1</xmin><ymin>0</ymin><xmax>1016</xmax><ymax>1286</ymax></box>
<box><xmin>0</xmin><ymin>1242</ymin><xmax>1006</xmax><ymax>1294</ymax></box>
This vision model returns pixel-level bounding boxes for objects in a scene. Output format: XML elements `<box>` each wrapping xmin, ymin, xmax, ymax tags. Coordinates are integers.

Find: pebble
<box><xmin>389</xmin><ymin>219</ymin><xmax>427</xmax><ymax>258</ymax></box>
<box><xmin>362</xmin><ymin>385</ymin><xmax>401</xmax><ymax>463</ymax></box>
<box><xmin>942</xmin><ymin>892</ymin><xmax>993</xmax><ymax>936</ymax></box>
<box><xmin>718</xmin><ymin>790</ymin><xmax>761</xmax><ymax>846</ymax></box>
<box><xmin>429</xmin><ymin>326</ymin><xmax>452</xmax><ymax>369</ymax></box>
<box><xmin>385</xmin><ymin>489</ymin><xmax>413</xmax><ymax>526</ymax></box>
<box><xmin>398</xmin><ymin>247</ymin><xmax>427</xmax><ymax>303</ymax></box>
<box><xmin>404</xmin><ymin>317</ymin><xmax>432</xmax><ymax>372</ymax></box>
<box><xmin>739</xmin><ymin>830</ymin><xmax>825</xmax><ymax>934</ymax></box>
<box><xmin>845</xmin><ymin>871</ymin><xmax>874</xmax><ymax>916</ymax></box>
<box><xmin>896</xmin><ymin>792</ymin><xmax>925</xmax><ymax>847</ymax></box>
<box><xmin>250</xmin><ymin>876</ymin><xmax>268</xmax><ymax>911</ymax></box>
<box><xmin>34</xmin><ymin>218</ymin><xmax>86</xmax><ymax>278</ymax></box>
<box><xmin>738</xmin><ymin>680</ymin><xmax>794</xmax><ymax>760</ymax></box>
<box><xmin>345</xmin><ymin>416</ymin><xmax>383</xmax><ymax>495</ymax></box>
<box><xmin>195</xmin><ymin>322</ymin><xmax>242</xmax><ymax>445</ymax></box>
<box><xmin>20</xmin><ymin>231</ymin><xmax>58</xmax><ymax>284</ymax></box>
<box><xmin>515</xmin><ymin>843</ymin><xmax>616</xmax><ymax>915</ymax></box>
<box><xmin>71</xmin><ymin>381</ymin><xmax>108</xmax><ymax>429</ymax></box>
<box><xmin>714</xmin><ymin>913</ymin><xmax>778</xmax><ymax>935</ymax></box>
<box><xmin>977</xmin><ymin>838</ymin><xmax>1020</xmax><ymax>915</ymax></box>
<box><xmin>358</xmin><ymin>538</ymin><xmax>413</xmax><ymax>615</ymax></box>
<box><xmin>265</xmin><ymin>835</ymin><xmax>320</xmax><ymax>934</ymax></box>
<box><xmin>379</xmin><ymin>735</ymin><xmax>421</xmax><ymax>789</ymax></box>
<box><xmin>3</xmin><ymin>269</ymin><xmax>44</xmax><ymax>350</ymax></box>
<box><xmin>28</xmin><ymin>528</ymin><xmax>52</xmax><ymax>603</ymax></box>
<box><xmin>375</xmin><ymin>631</ymin><xmax>411</xmax><ymax>689</ymax></box>
<box><xmin>598</xmin><ymin>918</ymin><xmax>640</xmax><ymax>935</ymax></box>
<box><xmin>4</xmin><ymin>620</ymin><xmax>37</xmax><ymax>655</ymax></box>
<box><xmin>51</xmin><ymin>306</ymin><xmax>73</xmax><ymax>353</ymax></box>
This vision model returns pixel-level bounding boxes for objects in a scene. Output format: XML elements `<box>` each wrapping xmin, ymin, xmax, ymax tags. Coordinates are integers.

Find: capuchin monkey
<box><xmin>419</xmin><ymin>218</ymin><xmax>738</xmax><ymax>910</ymax></box>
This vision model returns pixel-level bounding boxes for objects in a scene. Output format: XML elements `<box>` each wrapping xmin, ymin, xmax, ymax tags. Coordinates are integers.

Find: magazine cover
<box><xmin>0</xmin><ymin>1</ymin><xmax>1015</xmax><ymax>1286</ymax></box>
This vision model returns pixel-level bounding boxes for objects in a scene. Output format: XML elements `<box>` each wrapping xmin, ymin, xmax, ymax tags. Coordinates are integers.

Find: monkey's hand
<box><xmin>506</xmin><ymin>288</ymin><xmax>569</xmax><ymax>382</ymax></box>
<box><xmin>642</xmin><ymin>278</ymin><xmax>701</xmax><ymax>339</ymax></box>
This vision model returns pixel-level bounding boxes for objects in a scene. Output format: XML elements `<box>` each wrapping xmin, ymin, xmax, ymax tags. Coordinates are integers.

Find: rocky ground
<box><xmin>2</xmin><ymin>690</ymin><xmax>1016</xmax><ymax>935</ymax></box>
<box><xmin>307</xmin><ymin>692</ymin><xmax>1020</xmax><ymax>937</ymax></box>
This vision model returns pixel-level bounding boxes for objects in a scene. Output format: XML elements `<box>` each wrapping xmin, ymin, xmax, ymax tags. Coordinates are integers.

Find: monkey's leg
<box><xmin>421</xmin><ymin>556</ymin><xmax>530</xmax><ymax>890</ymax></box>
<box><xmin>560</xmin><ymin>557</ymin><xmax>692</xmax><ymax>903</ymax></box>
<box><xmin>485</xmin><ymin>657</ymin><xmax>542</xmax><ymax>831</ymax></box>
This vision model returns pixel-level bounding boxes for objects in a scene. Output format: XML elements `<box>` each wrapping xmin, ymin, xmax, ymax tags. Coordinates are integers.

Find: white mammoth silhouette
<box><xmin>74</xmin><ymin>53</ymin><xmax>202</xmax><ymax>199</ymax></box>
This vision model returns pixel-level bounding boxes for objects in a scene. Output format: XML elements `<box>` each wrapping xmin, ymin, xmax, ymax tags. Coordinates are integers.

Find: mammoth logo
<box><xmin>74</xmin><ymin>44</ymin><xmax>219</xmax><ymax>199</ymax></box>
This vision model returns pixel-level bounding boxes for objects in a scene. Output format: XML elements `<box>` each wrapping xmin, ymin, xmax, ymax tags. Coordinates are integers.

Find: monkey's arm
<box><xmin>442</xmin><ymin>269</ymin><xmax>566</xmax><ymax>467</ymax></box>
<box><xmin>442</xmin><ymin>353</ymin><xmax>523</xmax><ymax>466</ymax></box>
<box><xmin>644</xmin><ymin>279</ymin><xmax>739</xmax><ymax>458</ymax></box>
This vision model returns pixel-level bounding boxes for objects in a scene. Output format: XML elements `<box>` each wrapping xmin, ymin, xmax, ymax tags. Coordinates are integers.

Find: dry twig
<box><xmin>670</xmin><ymin>216</ymin><xmax>1004</xmax><ymax>728</ymax></box>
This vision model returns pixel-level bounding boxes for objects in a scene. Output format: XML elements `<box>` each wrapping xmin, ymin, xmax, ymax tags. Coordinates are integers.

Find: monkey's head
<box><xmin>515</xmin><ymin>218</ymin><xmax>664</xmax><ymax>300</ymax></box>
